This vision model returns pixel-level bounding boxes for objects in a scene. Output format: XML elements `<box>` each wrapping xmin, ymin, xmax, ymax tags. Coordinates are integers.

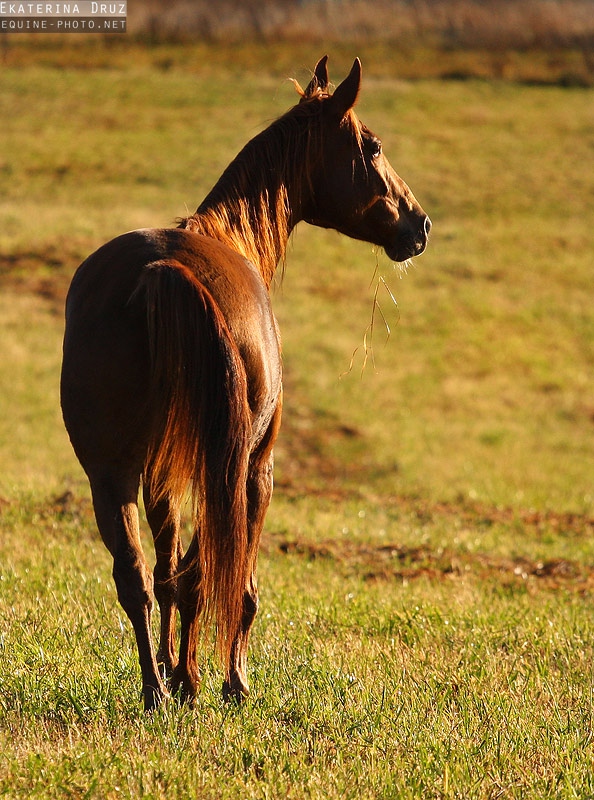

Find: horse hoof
<box><xmin>170</xmin><ymin>666</ymin><xmax>199</xmax><ymax>705</ymax></box>
<box><xmin>143</xmin><ymin>685</ymin><xmax>170</xmax><ymax>712</ymax></box>
<box><xmin>222</xmin><ymin>679</ymin><xmax>249</xmax><ymax>704</ymax></box>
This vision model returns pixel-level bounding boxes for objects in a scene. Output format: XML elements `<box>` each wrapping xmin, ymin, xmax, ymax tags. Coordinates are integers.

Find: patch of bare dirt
<box><xmin>48</xmin><ymin>490</ymin><xmax>94</xmax><ymax>521</ymax></box>
<box><xmin>391</xmin><ymin>494</ymin><xmax>594</xmax><ymax>538</ymax></box>
<box><xmin>265</xmin><ymin>532</ymin><xmax>594</xmax><ymax>593</ymax></box>
<box><xmin>0</xmin><ymin>242</ymin><xmax>88</xmax><ymax>315</ymax></box>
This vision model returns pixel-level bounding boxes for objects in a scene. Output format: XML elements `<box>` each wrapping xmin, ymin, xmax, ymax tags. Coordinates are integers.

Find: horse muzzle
<box><xmin>385</xmin><ymin>214</ymin><xmax>431</xmax><ymax>263</ymax></box>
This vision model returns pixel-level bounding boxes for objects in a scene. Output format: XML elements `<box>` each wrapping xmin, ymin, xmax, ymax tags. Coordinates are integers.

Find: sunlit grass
<box><xmin>2</xmin><ymin>497</ymin><xmax>594</xmax><ymax>798</ymax></box>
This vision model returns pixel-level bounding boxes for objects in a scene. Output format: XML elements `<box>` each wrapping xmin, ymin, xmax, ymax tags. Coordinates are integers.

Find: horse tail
<box><xmin>138</xmin><ymin>258</ymin><xmax>250</xmax><ymax>668</ymax></box>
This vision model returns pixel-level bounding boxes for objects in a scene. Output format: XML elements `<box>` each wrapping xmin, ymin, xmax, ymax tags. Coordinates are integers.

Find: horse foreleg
<box><xmin>143</xmin><ymin>488</ymin><xmax>183</xmax><ymax>679</ymax></box>
<box><xmin>170</xmin><ymin>532</ymin><xmax>202</xmax><ymax>703</ymax></box>
<box><xmin>91</xmin><ymin>474</ymin><xmax>168</xmax><ymax>711</ymax></box>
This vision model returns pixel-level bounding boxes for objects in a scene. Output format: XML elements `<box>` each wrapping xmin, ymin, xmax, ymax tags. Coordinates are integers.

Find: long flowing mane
<box><xmin>179</xmin><ymin>91</ymin><xmax>362</xmax><ymax>287</ymax></box>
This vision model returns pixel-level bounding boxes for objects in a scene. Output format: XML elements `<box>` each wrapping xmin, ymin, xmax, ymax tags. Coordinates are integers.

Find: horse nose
<box><xmin>414</xmin><ymin>214</ymin><xmax>431</xmax><ymax>254</ymax></box>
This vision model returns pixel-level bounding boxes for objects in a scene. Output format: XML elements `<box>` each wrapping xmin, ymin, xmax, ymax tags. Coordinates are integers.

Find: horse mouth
<box><xmin>385</xmin><ymin>217</ymin><xmax>431</xmax><ymax>263</ymax></box>
<box><xmin>385</xmin><ymin>237</ymin><xmax>427</xmax><ymax>263</ymax></box>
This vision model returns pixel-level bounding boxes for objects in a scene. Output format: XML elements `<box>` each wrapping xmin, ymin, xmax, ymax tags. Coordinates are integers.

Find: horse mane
<box><xmin>180</xmin><ymin>91</ymin><xmax>363</xmax><ymax>288</ymax></box>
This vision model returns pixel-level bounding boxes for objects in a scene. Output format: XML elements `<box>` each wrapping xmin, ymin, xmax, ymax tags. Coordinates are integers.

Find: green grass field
<box><xmin>1</xmin><ymin>42</ymin><xmax>594</xmax><ymax>798</ymax></box>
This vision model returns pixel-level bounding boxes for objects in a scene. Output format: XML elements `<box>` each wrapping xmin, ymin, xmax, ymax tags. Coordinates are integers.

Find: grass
<box><xmin>1</xmin><ymin>43</ymin><xmax>594</xmax><ymax>797</ymax></box>
<box><xmin>2</xmin><ymin>496</ymin><xmax>594</xmax><ymax>797</ymax></box>
<box><xmin>2</xmin><ymin>494</ymin><xmax>594</xmax><ymax>798</ymax></box>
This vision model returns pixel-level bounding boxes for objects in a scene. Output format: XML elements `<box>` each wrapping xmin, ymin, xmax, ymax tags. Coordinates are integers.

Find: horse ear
<box><xmin>303</xmin><ymin>54</ymin><xmax>329</xmax><ymax>98</ymax></box>
<box><xmin>328</xmin><ymin>58</ymin><xmax>362</xmax><ymax>118</ymax></box>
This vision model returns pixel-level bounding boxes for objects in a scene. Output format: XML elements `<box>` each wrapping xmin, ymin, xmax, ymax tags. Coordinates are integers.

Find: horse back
<box><xmin>62</xmin><ymin>228</ymin><xmax>282</xmax><ymax>460</ymax></box>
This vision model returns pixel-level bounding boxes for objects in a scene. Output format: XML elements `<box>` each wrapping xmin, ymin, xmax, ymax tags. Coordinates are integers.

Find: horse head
<box><xmin>300</xmin><ymin>56</ymin><xmax>431</xmax><ymax>264</ymax></box>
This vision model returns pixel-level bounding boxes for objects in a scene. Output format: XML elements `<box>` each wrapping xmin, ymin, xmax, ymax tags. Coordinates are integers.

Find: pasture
<box><xmin>1</xmin><ymin>43</ymin><xmax>594</xmax><ymax>797</ymax></box>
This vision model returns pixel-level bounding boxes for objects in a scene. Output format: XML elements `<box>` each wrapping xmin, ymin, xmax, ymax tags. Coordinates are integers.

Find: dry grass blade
<box><xmin>341</xmin><ymin>266</ymin><xmax>402</xmax><ymax>378</ymax></box>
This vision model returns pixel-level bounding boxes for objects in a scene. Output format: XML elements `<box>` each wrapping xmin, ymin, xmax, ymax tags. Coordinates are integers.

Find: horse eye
<box><xmin>368</xmin><ymin>139</ymin><xmax>382</xmax><ymax>159</ymax></box>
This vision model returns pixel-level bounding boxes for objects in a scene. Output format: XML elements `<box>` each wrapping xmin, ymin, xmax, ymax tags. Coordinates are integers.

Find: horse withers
<box><xmin>60</xmin><ymin>56</ymin><xmax>430</xmax><ymax>710</ymax></box>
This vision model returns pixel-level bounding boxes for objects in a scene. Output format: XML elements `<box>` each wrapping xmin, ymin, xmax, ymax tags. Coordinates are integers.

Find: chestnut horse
<box><xmin>61</xmin><ymin>56</ymin><xmax>430</xmax><ymax>711</ymax></box>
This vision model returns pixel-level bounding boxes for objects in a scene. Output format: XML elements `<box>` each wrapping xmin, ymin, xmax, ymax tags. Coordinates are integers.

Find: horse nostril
<box><xmin>412</xmin><ymin>214</ymin><xmax>431</xmax><ymax>256</ymax></box>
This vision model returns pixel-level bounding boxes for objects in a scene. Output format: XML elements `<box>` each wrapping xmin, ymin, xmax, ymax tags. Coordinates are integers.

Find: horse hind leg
<box><xmin>142</xmin><ymin>485</ymin><xmax>183</xmax><ymax>680</ymax></box>
<box><xmin>222</xmin><ymin>578</ymin><xmax>259</xmax><ymax>703</ymax></box>
<box><xmin>223</xmin><ymin>406</ymin><xmax>281</xmax><ymax>702</ymax></box>
<box><xmin>222</xmin><ymin>456</ymin><xmax>272</xmax><ymax>702</ymax></box>
<box><xmin>90</xmin><ymin>470</ymin><xmax>168</xmax><ymax>711</ymax></box>
<box><xmin>170</xmin><ymin>532</ymin><xmax>203</xmax><ymax>704</ymax></box>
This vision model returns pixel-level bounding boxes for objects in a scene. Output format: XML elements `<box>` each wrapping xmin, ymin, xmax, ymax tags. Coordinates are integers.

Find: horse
<box><xmin>60</xmin><ymin>56</ymin><xmax>431</xmax><ymax>711</ymax></box>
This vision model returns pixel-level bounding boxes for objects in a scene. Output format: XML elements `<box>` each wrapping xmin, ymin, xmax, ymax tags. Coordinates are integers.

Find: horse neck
<box><xmin>185</xmin><ymin>109</ymin><xmax>318</xmax><ymax>289</ymax></box>
<box><xmin>187</xmin><ymin>158</ymin><xmax>299</xmax><ymax>288</ymax></box>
